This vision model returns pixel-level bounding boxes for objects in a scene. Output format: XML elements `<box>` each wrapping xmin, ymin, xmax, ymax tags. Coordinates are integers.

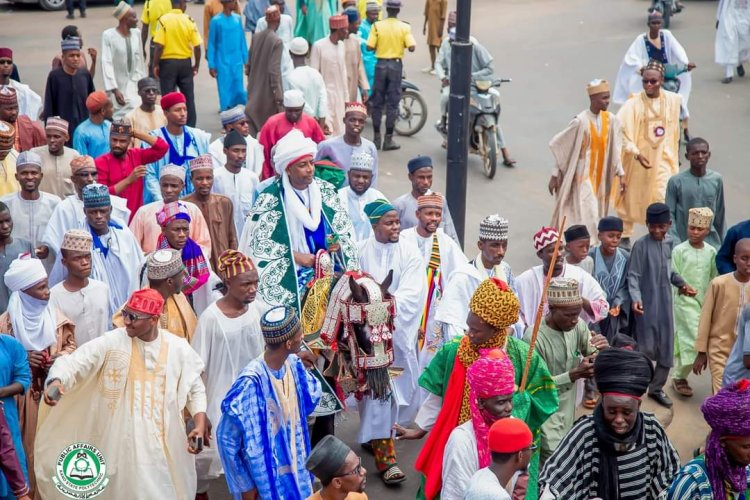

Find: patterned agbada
<box><xmin>414</xmin><ymin>278</ymin><xmax>558</xmax><ymax>500</ymax></box>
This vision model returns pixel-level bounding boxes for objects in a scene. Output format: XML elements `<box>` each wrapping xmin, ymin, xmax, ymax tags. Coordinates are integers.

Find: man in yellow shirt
<box><xmin>366</xmin><ymin>0</ymin><xmax>415</xmax><ymax>151</ymax></box>
<box><xmin>140</xmin><ymin>0</ymin><xmax>172</xmax><ymax>75</ymax></box>
<box><xmin>152</xmin><ymin>0</ymin><xmax>203</xmax><ymax>128</ymax></box>
<box><xmin>306</xmin><ymin>435</ymin><xmax>368</xmax><ymax>500</ymax></box>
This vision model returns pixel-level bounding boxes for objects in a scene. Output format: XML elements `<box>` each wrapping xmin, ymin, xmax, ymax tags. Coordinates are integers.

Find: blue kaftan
<box><xmin>208</xmin><ymin>13</ymin><xmax>248</xmax><ymax>111</ymax></box>
<box><xmin>72</xmin><ymin>118</ymin><xmax>112</xmax><ymax>158</ymax></box>
<box><xmin>144</xmin><ymin>126</ymin><xmax>210</xmax><ymax>204</ymax></box>
<box><xmin>217</xmin><ymin>356</ymin><xmax>321</xmax><ymax>500</ymax></box>
<box><xmin>0</xmin><ymin>336</ymin><xmax>30</xmax><ymax>499</ymax></box>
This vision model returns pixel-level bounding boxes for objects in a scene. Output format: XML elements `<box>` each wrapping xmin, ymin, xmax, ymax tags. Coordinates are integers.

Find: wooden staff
<box><xmin>520</xmin><ymin>216</ymin><xmax>566</xmax><ymax>392</ymax></box>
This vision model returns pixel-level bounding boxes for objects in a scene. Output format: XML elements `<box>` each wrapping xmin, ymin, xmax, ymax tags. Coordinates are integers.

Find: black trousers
<box><xmin>66</xmin><ymin>0</ymin><xmax>86</xmax><ymax>14</ymax></box>
<box><xmin>159</xmin><ymin>58</ymin><xmax>196</xmax><ymax>127</ymax></box>
<box><xmin>370</xmin><ymin>59</ymin><xmax>402</xmax><ymax>133</ymax></box>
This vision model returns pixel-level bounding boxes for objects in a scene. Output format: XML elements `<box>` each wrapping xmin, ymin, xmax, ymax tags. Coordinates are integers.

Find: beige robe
<box><xmin>695</xmin><ymin>273</ymin><xmax>750</xmax><ymax>394</ymax></box>
<box><xmin>30</xmin><ymin>145</ymin><xmax>78</xmax><ymax>199</ymax></box>
<box><xmin>0</xmin><ymin>311</ymin><xmax>76</xmax><ymax>497</ymax></box>
<box><xmin>344</xmin><ymin>34</ymin><xmax>369</xmax><ymax>102</ymax></box>
<box><xmin>311</xmin><ymin>37</ymin><xmax>349</xmax><ymax>136</ymax></box>
<box><xmin>549</xmin><ymin>109</ymin><xmax>623</xmax><ymax>242</ymax></box>
<box><xmin>34</xmin><ymin>328</ymin><xmax>206</xmax><ymax>499</ymax></box>
<box><xmin>615</xmin><ymin>90</ymin><xmax>681</xmax><ymax>237</ymax></box>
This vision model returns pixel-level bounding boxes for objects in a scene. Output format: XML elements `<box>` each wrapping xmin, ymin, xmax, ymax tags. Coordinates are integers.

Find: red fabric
<box><xmin>14</xmin><ymin>115</ymin><xmax>46</xmax><ymax>152</ymax></box>
<box><xmin>257</xmin><ymin>112</ymin><xmax>326</xmax><ymax>180</ymax></box>
<box><xmin>488</xmin><ymin>418</ymin><xmax>532</xmax><ymax>453</ymax></box>
<box><xmin>95</xmin><ymin>137</ymin><xmax>168</xmax><ymax>220</ymax></box>
<box><xmin>160</xmin><ymin>92</ymin><xmax>186</xmax><ymax>111</ymax></box>
<box><xmin>414</xmin><ymin>354</ymin><xmax>466</xmax><ymax>500</ymax></box>
<box><xmin>0</xmin><ymin>48</ymin><xmax>12</xmax><ymax>59</ymax></box>
<box><xmin>126</xmin><ymin>288</ymin><xmax>164</xmax><ymax>315</ymax></box>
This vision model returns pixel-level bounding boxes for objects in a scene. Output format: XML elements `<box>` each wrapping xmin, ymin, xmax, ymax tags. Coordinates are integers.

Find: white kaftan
<box><xmin>35</xmin><ymin>328</ymin><xmax>206</xmax><ymax>500</ymax></box>
<box><xmin>208</xmin><ymin>134</ymin><xmax>264</xmax><ymax>178</ymax></box>
<box><xmin>1</xmin><ymin>191</ymin><xmax>60</xmax><ymax>272</ymax></box>
<box><xmin>715</xmin><ymin>0</ymin><xmax>750</xmax><ymax>66</ymax></box>
<box><xmin>337</xmin><ymin>186</ymin><xmax>385</xmax><ymax>242</ymax></box>
<box><xmin>310</xmin><ymin>37</ymin><xmax>348</xmax><ymax>136</ymax></box>
<box><xmin>357</xmin><ymin>236</ymin><xmax>426</xmax><ymax>437</ymax></box>
<box><xmin>101</xmin><ymin>27</ymin><xmax>147</xmax><ymax>120</ymax></box>
<box><xmin>7</xmin><ymin>80</ymin><xmax>42</xmax><ymax>120</ymax></box>
<box><xmin>49</xmin><ymin>279</ymin><xmax>111</xmax><ymax>346</ymax></box>
<box><xmin>212</xmin><ymin>167</ymin><xmax>259</xmax><ymax>237</ymax></box>
<box><xmin>287</xmin><ymin>66</ymin><xmax>328</xmax><ymax>121</ymax></box>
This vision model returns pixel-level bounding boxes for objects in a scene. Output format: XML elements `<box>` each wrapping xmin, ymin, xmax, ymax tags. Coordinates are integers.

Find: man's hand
<box><xmin>547</xmin><ymin>175</ymin><xmax>560</xmax><ymax>196</ymax></box>
<box><xmin>569</xmin><ymin>356</ymin><xmax>595</xmax><ymax>381</ymax></box>
<box><xmin>28</xmin><ymin>351</ymin><xmax>46</xmax><ymax>369</ymax></box>
<box><xmin>632</xmin><ymin>301</ymin><xmax>644</xmax><ymax>315</ymax></box>
<box><xmin>113</xmin><ymin>89</ymin><xmax>126</xmax><ymax>106</ymax></box>
<box><xmin>35</xmin><ymin>245</ymin><xmax>49</xmax><ymax>259</ymax></box>
<box><xmin>687</xmin><ymin>62</ymin><xmax>696</xmax><ymax>71</ymax></box>
<box><xmin>87</xmin><ymin>47</ymin><xmax>97</xmax><ymax>60</ymax></box>
<box><xmin>590</xmin><ymin>333</ymin><xmax>609</xmax><ymax>351</ymax></box>
<box><xmin>679</xmin><ymin>284</ymin><xmax>698</xmax><ymax>296</ymax></box>
<box><xmin>393</xmin><ymin>423</ymin><xmax>427</xmax><ymax>440</ymax></box>
<box><xmin>692</xmin><ymin>352</ymin><xmax>708</xmax><ymax>375</ymax></box>
<box><xmin>609</xmin><ymin>304</ymin><xmax>621</xmax><ymax>317</ymax></box>
<box><xmin>241</xmin><ymin>490</ymin><xmax>258</xmax><ymax>500</ymax></box>
<box><xmin>296</xmin><ymin>350</ymin><xmax>317</xmax><ymax>369</ymax></box>
<box><xmin>618</xmin><ymin>175</ymin><xmax>627</xmax><ymax>194</ymax></box>
<box><xmin>360</xmin><ymin>90</ymin><xmax>368</xmax><ymax>104</ymax></box>
<box><xmin>192</xmin><ymin>64</ymin><xmax>200</xmax><ymax>76</ymax></box>
<box><xmin>441</xmin><ymin>78</ymin><xmax>449</xmax><ymax>88</ymax></box>
<box><xmin>128</xmin><ymin>165</ymin><xmax>147</xmax><ymax>184</ymax></box>
<box><xmin>187</xmin><ymin>413</ymin><xmax>210</xmax><ymax>454</ymax></box>
<box><xmin>209</xmin><ymin>68</ymin><xmax>217</xmax><ymax>78</ymax></box>
<box><xmin>43</xmin><ymin>379</ymin><xmax>64</xmax><ymax>406</ymax></box>
<box><xmin>635</xmin><ymin>154</ymin><xmax>652</xmax><ymax>169</ymax></box>
<box><xmin>153</xmin><ymin>65</ymin><xmax>160</xmax><ymax>79</ymax></box>
<box><xmin>293</xmin><ymin>252</ymin><xmax>315</xmax><ymax>268</ymax></box>
<box><xmin>422</xmin><ymin>23</ymin><xmax>427</xmax><ymax>36</ymax></box>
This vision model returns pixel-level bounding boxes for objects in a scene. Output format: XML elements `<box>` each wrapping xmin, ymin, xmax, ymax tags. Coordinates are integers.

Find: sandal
<box><xmin>582</xmin><ymin>397</ymin><xmax>598</xmax><ymax>409</ymax></box>
<box><xmin>502</xmin><ymin>157</ymin><xmax>517</xmax><ymax>167</ymax></box>
<box><xmin>672</xmin><ymin>378</ymin><xmax>693</xmax><ymax>397</ymax></box>
<box><xmin>382</xmin><ymin>464</ymin><xmax>406</xmax><ymax>485</ymax></box>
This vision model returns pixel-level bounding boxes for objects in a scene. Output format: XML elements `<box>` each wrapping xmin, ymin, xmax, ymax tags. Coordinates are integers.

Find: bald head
<box><xmin>736</xmin><ymin>238</ymin><xmax>750</xmax><ymax>254</ymax></box>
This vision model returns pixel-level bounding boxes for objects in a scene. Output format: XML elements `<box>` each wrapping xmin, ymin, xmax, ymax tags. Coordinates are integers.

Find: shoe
<box><xmin>79</xmin><ymin>10</ymin><xmax>86</xmax><ymax>17</ymax></box>
<box><xmin>648</xmin><ymin>390</ymin><xmax>673</xmax><ymax>408</ymax></box>
<box><xmin>421</xmin><ymin>66</ymin><xmax>433</xmax><ymax>73</ymax></box>
<box><xmin>66</xmin><ymin>12</ymin><xmax>75</xmax><ymax>19</ymax></box>
<box><xmin>738</xmin><ymin>64</ymin><xmax>746</xmax><ymax>77</ymax></box>
<box><xmin>429</xmin><ymin>69</ymin><xmax>436</xmax><ymax>76</ymax></box>
<box><xmin>382</xmin><ymin>134</ymin><xmax>400</xmax><ymax>151</ymax></box>
<box><xmin>672</xmin><ymin>378</ymin><xmax>693</xmax><ymax>397</ymax></box>
<box><xmin>373</xmin><ymin>133</ymin><xmax>382</xmax><ymax>150</ymax></box>
<box><xmin>721</xmin><ymin>76</ymin><xmax>733</xmax><ymax>84</ymax></box>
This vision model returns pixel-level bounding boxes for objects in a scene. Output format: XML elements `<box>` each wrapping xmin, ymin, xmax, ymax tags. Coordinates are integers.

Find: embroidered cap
<box><xmin>547</xmin><ymin>278</ymin><xmax>582</xmax><ymax>307</ymax></box>
<box><xmin>219</xmin><ymin>105</ymin><xmax>246</xmax><ymax>127</ymax></box>
<box><xmin>159</xmin><ymin>164</ymin><xmax>186</xmax><ymax>183</ymax></box>
<box><xmin>16</xmin><ymin>151</ymin><xmax>43</xmax><ymax>169</ymax></box>
<box><xmin>61</xmin><ymin>37</ymin><xmax>82</xmax><ymax>52</ymax></box>
<box><xmin>533</xmin><ymin>226</ymin><xmax>559</xmax><ymax>252</ymax></box>
<box><xmin>688</xmin><ymin>207</ymin><xmax>713</xmax><ymax>229</ymax></box>
<box><xmin>0</xmin><ymin>87</ymin><xmax>17</xmax><ymax>106</ymax></box>
<box><xmin>363</xmin><ymin>198</ymin><xmax>396</xmax><ymax>224</ymax></box>
<box><xmin>345</xmin><ymin>101</ymin><xmax>368</xmax><ymax>116</ymax></box>
<box><xmin>479</xmin><ymin>214</ymin><xmax>509</xmax><ymax>241</ymax></box>
<box><xmin>70</xmin><ymin>155</ymin><xmax>96</xmax><ymax>174</ymax></box>
<box><xmin>261</xmin><ymin>306</ymin><xmax>301</xmax><ymax>344</ymax></box>
<box><xmin>45</xmin><ymin>116</ymin><xmax>70</xmax><ymax>136</ymax></box>
<box><xmin>587</xmin><ymin>79</ymin><xmax>609</xmax><ymax>96</ymax></box>
<box><xmin>188</xmin><ymin>154</ymin><xmax>213</xmax><ymax>172</ymax></box>
<box><xmin>110</xmin><ymin>120</ymin><xmax>131</xmax><ymax>137</ymax></box>
<box><xmin>289</xmin><ymin>37</ymin><xmax>309</xmax><ymax>56</ymax></box>
<box><xmin>113</xmin><ymin>1</ymin><xmax>131</xmax><ymax>20</ymax></box>
<box><xmin>82</xmin><ymin>183</ymin><xmax>111</xmax><ymax>209</ymax></box>
<box><xmin>60</xmin><ymin>229</ymin><xmax>93</xmax><ymax>253</ymax></box>
<box><xmin>147</xmin><ymin>249</ymin><xmax>184</xmax><ymax>280</ymax></box>
<box><xmin>349</xmin><ymin>151</ymin><xmax>374</xmax><ymax>172</ymax></box>
<box><xmin>156</xmin><ymin>201</ymin><xmax>191</xmax><ymax>227</ymax></box>
<box><xmin>417</xmin><ymin>192</ymin><xmax>443</xmax><ymax>210</ymax></box>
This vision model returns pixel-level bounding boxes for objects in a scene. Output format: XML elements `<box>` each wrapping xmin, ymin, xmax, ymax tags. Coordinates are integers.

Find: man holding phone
<box><xmin>35</xmin><ymin>288</ymin><xmax>209</xmax><ymax>499</ymax></box>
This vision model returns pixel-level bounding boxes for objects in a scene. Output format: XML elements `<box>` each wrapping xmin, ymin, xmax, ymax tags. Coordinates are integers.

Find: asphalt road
<box><xmin>1</xmin><ymin>0</ymin><xmax>746</xmax><ymax>497</ymax></box>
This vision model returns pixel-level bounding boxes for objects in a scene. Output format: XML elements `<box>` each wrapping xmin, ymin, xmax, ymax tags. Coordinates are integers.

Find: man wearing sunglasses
<box><xmin>306</xmin><ymin>435</ymin><xmax>368</xmax><ymax>499</ymax></box>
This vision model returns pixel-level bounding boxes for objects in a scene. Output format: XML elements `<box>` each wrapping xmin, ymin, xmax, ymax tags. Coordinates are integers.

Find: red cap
<box><xmin>160</xmin><ymin>92</ymin><xmax>186</xmax><ymax>111</ymax></box>
<box><xmin>488</xmin><ymin>418</ymin><xmax>533</xmax><ymax>454</ymax></box>
<box><xmin>126</xmin><ymin>288</ymin><xmax>165</xmax><ymax>316</ymax></box>
<box><xmin>0</xmin><ymin>48</ymin><xmax>12</xmax><ymax>60</ymax></box>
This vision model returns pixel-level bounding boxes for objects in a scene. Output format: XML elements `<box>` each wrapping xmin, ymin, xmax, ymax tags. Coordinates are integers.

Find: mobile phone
<box><xmin>190</xmin><ymin>436</ymin><xmax>203</xmax><ymax>452</ymax></box>
<box><xmin>48</xmin><ymin>386</ymin><xmax>61</xmax><ymax>402</ymax></box>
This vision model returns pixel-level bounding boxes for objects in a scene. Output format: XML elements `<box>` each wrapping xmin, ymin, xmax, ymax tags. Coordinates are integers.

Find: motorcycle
<box><xmin>436</xmin><ymin>78</ymin><xmax>511</xmax><ymax>179</ymax></box>
<box><xmin>395</xmin><ymin>79</ymin><xmax>428</xmax><ymax>137</ymax></box>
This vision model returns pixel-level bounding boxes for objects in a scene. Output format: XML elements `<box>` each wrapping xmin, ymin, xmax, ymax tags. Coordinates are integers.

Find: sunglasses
<box><xmin>0</xmin><ymin>59</ymin><xmax>12</xmax><ymax>65</ymax></box>
<box><xmin>122</xmin><ymin>310</ymin><xmax>152</xmax><ymax>322</ymax></box>
<box><xmin>335</xmin><ymin>457</ymin><xmax>363</xmax><ymax>478</ymax></box>
<box><xmin>642</xmin><ymin>78</ymin><xmax>660</xmax><ymax>84</ymax></box>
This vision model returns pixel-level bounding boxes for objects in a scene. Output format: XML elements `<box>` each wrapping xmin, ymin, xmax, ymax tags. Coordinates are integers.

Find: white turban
<box><xmin>272</xmin><ymin>128</ymin><xmax>317</xmax><ymax>175</ymax></box>
<box><xmin>283</xmin><ymin>89</ymin><xmax>305</xmax><ymax>108</ymax></box>
<box><xmin>4</xmin><ymin>254</ymin><xmax>46</xmax><ymax>292</ymax></box>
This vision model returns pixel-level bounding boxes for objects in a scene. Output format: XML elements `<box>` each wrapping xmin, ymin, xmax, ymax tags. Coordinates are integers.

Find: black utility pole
<box><xmin>445</xmin><ymin>0</ymin><xmax>472</xmax><ymax>248</ymax></box>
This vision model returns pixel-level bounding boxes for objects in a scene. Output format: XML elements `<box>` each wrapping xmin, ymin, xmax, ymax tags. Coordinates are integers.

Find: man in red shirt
<box><xmin>95</xmin><ymin>120</ymin><xmax>168</xmax><ymax>219</ymax></box>
<box><xmin>258</xmin><ymin>89</ymin><xmax>325</xmax><ymax>180</ymax></box>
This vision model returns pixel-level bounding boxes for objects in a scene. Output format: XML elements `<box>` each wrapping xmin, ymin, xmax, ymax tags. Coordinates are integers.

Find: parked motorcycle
<box><xmin>395</xmin><ymin>79</ymin><xmax>428</xmax><ymax>137</ymax></box>
<box><xmin>436</xmin><ymin>78</ymin><xmax>511</xmax><ymax>179</ymax></box>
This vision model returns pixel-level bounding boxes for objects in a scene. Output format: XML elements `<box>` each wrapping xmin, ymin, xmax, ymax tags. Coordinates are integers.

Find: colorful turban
<box><xmin>60</xmin><ymin>229</ymin><xmax>92</xmax><ymax>253</ymax></box>
<box><xmin>160</xmin><ymin>92</ymin><xmax>186</xmax><ymax>111</ymax></box>
<box><xmin>125</xmin><ymin>288</ymin><xmax>164</xmax><ymax>317</ymax></box>
<box><xmin>261</xmin><ymin>306</ymin><xmax>301</xmax><ymax>344</ymax></box>
<box><xmin>0</xmin><ymin>87</ymin><xmax>17</xmax><ymax>107</ymax></box>
<box><xmin>469</xmin><ymin>277</ymin><xmax>520</xmax><ymax>330</ymax></box>
<box><xmin>156</xmin><ymin>201</ymin><xmax>191</xmax><ymax>227</ymax></box>
<box><xmin>61</xmin><ymin>37</ymin><xmax>81</xmax><ymax>52</ymax></box>
<box><xmin>218</xmin><ymin>249</ymin><xmax>256</xmax><ymax>280</ymax></box>
<box><xmin>16</xmin><ymin>151</ymin><xmax>42</xmax><ymax>169</ymax></box>
<box><xmin>417</xmin><ymin>193</ymin><xmax>443</xmax><ymax>210</ymax></box>
<box><xmin>479</xmin><ymin>214</ymin><xmax>508</xmax><ymax>241</ymax></box>
<box><xmin>85</xmin><ymin>91</ymin><xmax>109</xmax><ymax>113</ymax></box>
<box><xmin>688</xmin><ymin>207</ymin><xmax>714</xmax><ymax>229</ymax></box>
<box><xmin>4</xmin><ymin>253</ymin><xmax>46</xmax><ymax>292</ymax></box>
<box><xmin>70</xmin><ymin>155</ymin><xmax>96</xmax><ymax>174</ymax></box>
<box><xmin>272</xmin><ymin>128</ymin><xmax>316</xmax><ymax>175</ymax></box>
<box><xmin>329</xmin><ymin>15</ymin><xmax>348</xmax><ymax>29</ymax></box>
<box><xmin>467</xmin><ymin>349</ymin><xmax>515</xmax><ymax>468</ymax></box>
<box><xmin>82</xmin><ymin>183</ymin><xmax>111</xmax><ymax>209</ymax></box>
<box><xmin>45</xmin><ymin>116</ymin><xmax>69</xmax><ymax>136</ymax></box>
<box><xmin>407</xmin><ymin>155</ymin><xmax>432</xmax><ymax>173</ymax></box>
<box><xmin>488</xmin><ymin>418</ymin><xmax>532</xmax><ymax>454</ymax></box>
<box><xmin>147</xmin><ymin>249</ymin><xmax>184</xmax><ymax>280</ymax></box>
<box><xmin>219</xmin><ymin>105</ymin><xmax>245</xmax><ymax>127</ymax></box>
<box><xmin>547</xmin><ymin>278</ymin><xmax>582</xmax><ymax>307</ymax></box>
<box><xmin>345</xmin><ymin>101</ymin><xmax>368</xmax><ymax>116</ymax></box>
<box><xmin>363</xmin><ymin>198</ymin><xmax>396</xmax><ymax>224</ymax></box>
<box><xmin>159</xmin><ymin>164</ymin><xmax>186</xmax><ymax>183</ymax></box>
<box><xmin>533</xmin><ymin>226</ymin><xmax>559</xmax><ymax>252</ymax></box>
<box><xmin>188</xmin><ymin>155</ymin><xmax>213</xmax><ymax>172</ymax></box>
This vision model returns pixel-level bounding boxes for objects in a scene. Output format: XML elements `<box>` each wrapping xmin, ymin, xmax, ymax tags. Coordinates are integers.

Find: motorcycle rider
<box><xmin>435</xmin><ymin>11</ymin><xmax>516</xmax><ymax>167</ymax></box>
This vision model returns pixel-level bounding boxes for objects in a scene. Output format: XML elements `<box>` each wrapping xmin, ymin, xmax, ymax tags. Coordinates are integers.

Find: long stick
<box><xmin>520</xmin><ymin>216</ymin><xmax>566</xmax><ymax>392</ymax></box>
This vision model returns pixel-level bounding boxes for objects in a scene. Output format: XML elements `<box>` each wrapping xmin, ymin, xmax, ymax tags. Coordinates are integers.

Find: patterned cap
<box><xmin>363</xmin><ymin>198</ymin><xmax>396</xmax><ymax>223</ymax></box>
<box><xmin>533</xmin><ymin>226</ymin><xmax>559</xmax><ymax>252</ymax></box>
<box><xmin>218</xmin><ymin>249</ymin><xmax>256</xmax><ymax>280</ymax></box>
<box><xmin>82</xmin><ymin>183</ymin><xmax>111</xmax><ymax>209</ymax></box>
<box><xmin>547</xmin><ymin>278</ymin><xmax>582</xmax><ymax>307</ymax></box>
<box><xmin>469</xmin><ymin>277</ymin><xmax>520</xmax><ymax>330</ymax></box>
<box><xmin>350</xmin><ymin>151</ymin><xmax>374</xmax><ymax>172</ymax></box>
<box><xmin>61</xmin><ymin>37</ymin><xmax>81</xmax><ymax>52</ymax></box>
<box><xmin>587</xmin><ymin>79</ymin><xmax>609</xmax><ymax>96</ymax></box>
<box><xmin>60</xmin><ymin>229</ymin><xmax>93</xmax><ymax>252</ymax></box>
<box><xmin>45</xmin><ymin>116</ymin><xmax>69</xmax><ymax>136</ymax></box>
<box><xmin>688</xmin><ymin>207</ymin><xmax>714</xmax><ymax>229</ymax></box>
<box><xmin>156</xmin><ymin>201</ymin><xmax>191</xmax><ymax>227</ymax></box>
<box><xmin>113</xmin><ymin>0</ymin><xmax>130</xmax><ymax>19</ymax></box>
<box><xmin>110</xmin><ymin>120</ymin><xmax>131</xmax><ymax>137</ymax></box>
<box><xmin>219</xmin><ymin>105</ymin><xmax>246</xmax><ymax>126</ymax></box>
<box><xmin>261</xmin><ymin>306</ymin><xmax>301</xmax><ymax>344</ymax></box>
<box><xmin>0</xmin><ymin>121</ymin><xmax>15</xmax><ymax>150</ymax></box>
<box><xmin>366</xmin><ymin>1</ymin><xmax>380</xmax><ymax>11</ymax></box>
<box><xmin>125</xmin><ymin>288</ymin><xmax>164</xmax><ymax>316</ymax></box>
<box><xmin>329</xmin><ymin>15</ymin><xmax>348</xmax><ymax>29</ymax></box>
<box><xmin>70</xmin><ymin>155</ymin><xmax>96</xmax><ymax>174</ymax></box>
<box><xmin>159</xmin><ymin>164</ymin><xmax>186</xmax><ymax>183</ymax></box>
<box><xmin>0</xmin><ymin>86</ymin><xmax>17</xmax><ymax>106</ymax></box>
<box><xmin>417</xmin><ymin>192</ymin><xmax>443</xmax><ymax>210</ymax></box>
<box><xmin>16</xmin><ymin>151</ymin><xmax>42</xmax><ymax>169</ymax></box>
<box><xmin>188</xmin><ymin>154</ymin><xmax>213</xmax><ymax>172</ymax></box>
<box><xmin>147</xmin><ymin>249</ymin><xmax>184</xmax><ymax>280</ymax></box>
<box><xmin>345</xmin><ymin>102</ymin><xmax>368</xmax><ymax>116</ymax></box>
<box><xmin>479</xmin><ymin>214</ymin><xmax>509</xmax><ymax>241</ymax></box>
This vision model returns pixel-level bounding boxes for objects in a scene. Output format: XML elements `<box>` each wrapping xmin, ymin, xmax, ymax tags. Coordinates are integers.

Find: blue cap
<box><xmin>82</xmin><ymin>183</ymin><xmax>111</xmax><ymax>209</ymax></box>
<box><xmin>407</xmin><ymin>155</ymin><xmax>433</xmax><ymax>173</ymax></box>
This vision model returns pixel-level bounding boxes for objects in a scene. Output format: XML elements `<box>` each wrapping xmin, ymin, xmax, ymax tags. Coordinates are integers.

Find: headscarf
<box><xmin>3</xmin><ymin>254</ymin><xmax>57</xmax><ymax>351</ymax></box>
<box><xmin>217</xmin><ymin>249</ymin><xmax>255</xmax><ymax>280</ymax></box>
<box><xmin>466</xmin><ymin>349</ymin><xmax>515</xmax><ymax>468</ymax></box>
<box><xmin>469</xmin><ymin>277</ymin><xmax>520</xmax><ymax>331</ymax></box>
<box><xmin>155</xmin><ymin>202</ymin><xmax>209</xmax><ymax>295</ymax></box>
<box><xmin>701</xmin><ymin>379</ymin><xmax>750</xmax><ymax>500</ymax></box>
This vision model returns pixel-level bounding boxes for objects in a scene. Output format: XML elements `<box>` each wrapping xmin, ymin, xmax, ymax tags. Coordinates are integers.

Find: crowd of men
<box><xmin>0</xmin><ymin>0</ymin><xmax>750</xmax><ymax>498</ymax></box>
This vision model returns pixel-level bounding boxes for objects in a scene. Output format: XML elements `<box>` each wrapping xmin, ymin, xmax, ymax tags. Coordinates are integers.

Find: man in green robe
<box><xmin>395</xmin><ymin>277</ymin><xmax>558</xmax><ymax>500</ymax></box>
<box><xmin>295</xmin><ymin>0</ymin><xmax>337</xmax><ymax>45</ymax></box>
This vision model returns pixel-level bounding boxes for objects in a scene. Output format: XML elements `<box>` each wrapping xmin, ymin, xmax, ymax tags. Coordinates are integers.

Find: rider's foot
<box><xmin>373</xmin><ymin>132</ymin><xmax>382</xmax><ymax>150</ymax></box>
<box><xmin>382</xmin><ymin>135</ymin><xmax>400</xmax><ymax>151</ymax></box>
<box><xmin>501</xmin><ymin>149</ymin><xmax>517</xmax><ymax>167</ymax></box>
<box><xmin>738</xmin><ymin>64</ymin><xmax>746</xmax><ymax>77</ymax></box>
<box><xmin>721</xmin><ymin>76</ymin><xmax>733</xmax><ymax>84</ymax></box>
